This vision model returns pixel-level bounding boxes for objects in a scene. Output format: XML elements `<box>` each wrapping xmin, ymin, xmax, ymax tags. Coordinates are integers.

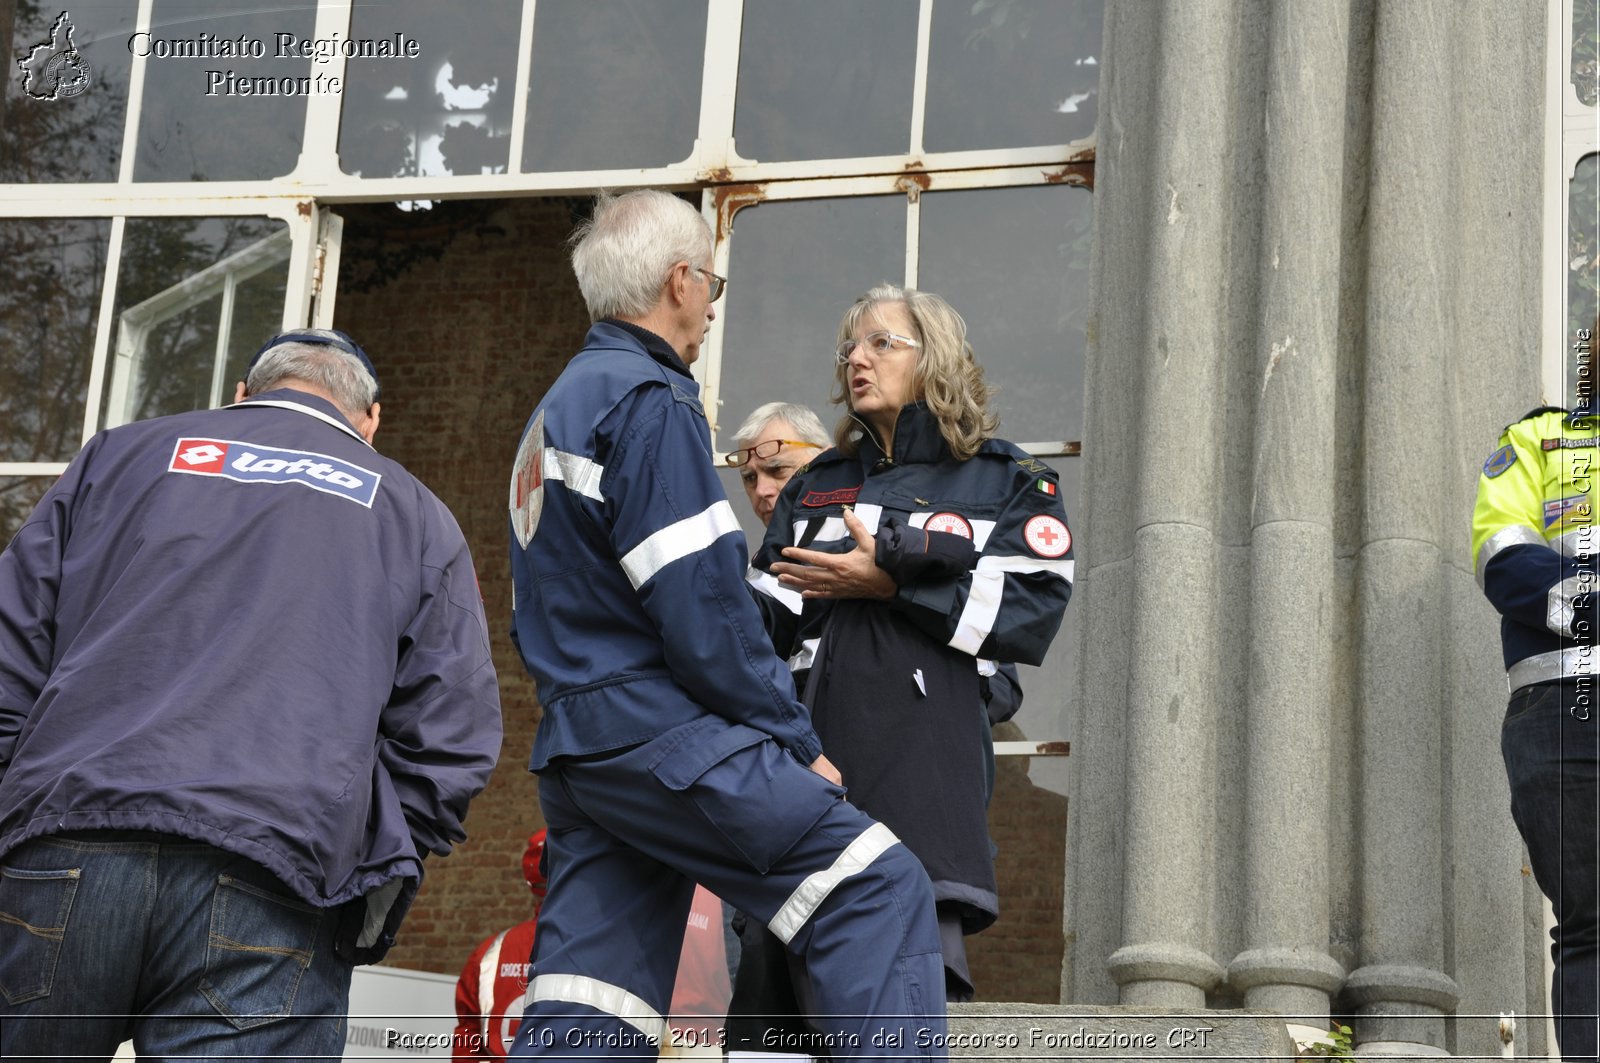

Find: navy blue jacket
<box><xmin>748</xmin><ymin>404</ymin><xmax>1073</xmax><ymax>927</ymax></box>
<box><xmin>0</xmin><ymin>389</ymin><xmax>502</xmax><ymax>961</ymax></box>
<box><xmin>510</xmin><ymin>321</ymin><xmax>823</xmax><ymax>773</ymax></box>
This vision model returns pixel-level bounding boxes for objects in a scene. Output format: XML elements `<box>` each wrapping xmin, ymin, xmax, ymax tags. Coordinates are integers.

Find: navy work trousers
<box><xmin>1503</xmin><ymin>679</ymin><xmax>1600</xmax><ymax>1062</ymax></box>
<box><xmin>510</xmin><ymin>715</ymin><xmax>946</xmax><ymax>1061</ymax></box>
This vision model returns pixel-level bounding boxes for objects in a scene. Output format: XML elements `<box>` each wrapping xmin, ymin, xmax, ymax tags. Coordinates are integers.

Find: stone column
<box><xmin>1224</xmin><ymin>0</ymin><xmax>1349</xmax><ymax>1026</ymax></box>
<box><xmin>1098</xmin><ymin>0</ymin><xmax>1236</xmax><ymax>1007</ymax></box>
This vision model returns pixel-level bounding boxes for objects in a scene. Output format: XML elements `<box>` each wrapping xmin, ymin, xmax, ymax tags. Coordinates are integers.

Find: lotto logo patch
<box><xmin>168</xmin><ymin>437</ymin><xmax>381</xmax><ymax>508</ymax></box>
<box><xmin>1024</xmin><ymin>514</ymin><xmax>1071</xmax><ymax>558</ymax></box>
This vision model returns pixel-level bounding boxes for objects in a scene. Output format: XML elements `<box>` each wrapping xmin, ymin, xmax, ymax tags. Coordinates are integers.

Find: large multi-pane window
<box><xmin>0</xmin><ymin>0</ymin><xmax>1098</xmax><ymax>770</ymax></box>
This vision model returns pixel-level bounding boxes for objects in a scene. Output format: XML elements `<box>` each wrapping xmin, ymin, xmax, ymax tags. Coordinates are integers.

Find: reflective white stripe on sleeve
<box><xmin>544</xmin><ymin>449</ymin><xmax>605</xmax><ymax>501</ymax></box>
<box><xmin>1548</xmin><ymin>574</ymin><xmax>1590</xmax><ymax>638</ymax></box>
<box><xmin>974</xmin><ymin>554</ymin><xmax>1076</xmax><ymax>579</ymax></box>
<box><xmin>620</xmin><ymin>501</ymin><xmax>740</xmax><ymax>589</ymax></box>
<box><xmin>789</xmin><ymin>637</ymin><xmax>820</xmax><ymax>671</ymax></box>
<box><xmin>949</xmin><ymin>571</ymin><xmax>1005</xmax><ymax>656</ymax></box>
<box><xmin>529</xmin><ymin>973</ymin><xmax>666</xmax><ymax>1044</ymax></box>
<box><xmin>747</xmin><ymin>567</ymin><xmax>802</xmax><ymax>615</ymax></box>
<box><xmin>1475</xmin><ymin>524</ymin><xmax>1544</xmax><ymax>587</ymax></box>
<box><xmin>948</xmin><ymin>555</ymin><xmax>1073</xmax><ymax>655</ymax></box>
<box><xmin>768</xmin><ymin>822</ymin><xmax>900</xmax><ymax>945</ymax></box>
<box><xmin>1549</xmin><ymin>526</ymin><xmax>1600</xmax><ymax>561</ymax></box>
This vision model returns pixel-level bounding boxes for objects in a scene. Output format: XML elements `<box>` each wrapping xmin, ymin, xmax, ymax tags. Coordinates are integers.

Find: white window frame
<box><xmin>691</xmin><ymin>164</ymin><xmax>1094</xmax><ymax>460</ymax></box>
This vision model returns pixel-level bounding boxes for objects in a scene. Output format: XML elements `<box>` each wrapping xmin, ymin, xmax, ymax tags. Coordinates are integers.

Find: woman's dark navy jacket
<box><xmin>748</xmin><ymin>403</ymin><xmax>1073</xmax><ymax>928</ymax></box>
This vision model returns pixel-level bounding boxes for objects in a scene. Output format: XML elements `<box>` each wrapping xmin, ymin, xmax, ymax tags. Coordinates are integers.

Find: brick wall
<box><xmin>332</xmin><ymin>196</ymin><xmax>1068</xmax><ymax>1003</ymax></box>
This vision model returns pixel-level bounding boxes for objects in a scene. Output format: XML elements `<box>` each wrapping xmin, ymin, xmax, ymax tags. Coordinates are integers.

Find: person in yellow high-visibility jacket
<box><xmin>1472</xmin><ymin>404</ymin><xmax>1599</xmax><ymax>1062</ymax></box>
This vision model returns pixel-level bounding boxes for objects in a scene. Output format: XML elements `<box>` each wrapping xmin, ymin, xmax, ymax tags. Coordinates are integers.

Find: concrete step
<box><xmin>943</xmin><ymin>1002</ymin><xmax>1298</xmax><ymax>1062</ymax></box>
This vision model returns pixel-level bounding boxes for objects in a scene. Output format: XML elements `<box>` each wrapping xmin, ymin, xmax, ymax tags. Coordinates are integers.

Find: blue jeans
<box><xmin>0</xmin><ymin>831</ymin><xmax>354</xmax><ymax>1061</ymax></box>
<box><xmin>1503</xmin><ymin>680</ymin><xmax>1600</xmax><ymax>1062</ymax></box>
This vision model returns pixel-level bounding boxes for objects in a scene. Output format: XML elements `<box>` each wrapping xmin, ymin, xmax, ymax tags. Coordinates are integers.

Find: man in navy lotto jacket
<box><xmin>507</xmin><ymin>190</ymin><xmax>945</xmax><ymax>1060</ymax></box>
<box><xmin>0</xmin><ymin>330</ymin><xmax>502</xmax><ymax>1061</ymax></box>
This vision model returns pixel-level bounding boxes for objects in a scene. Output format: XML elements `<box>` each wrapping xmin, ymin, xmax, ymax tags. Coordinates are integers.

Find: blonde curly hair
<box><xmin>831</xmin><ymin>284</ymin><xmax>997</xmax><ymax>461</ymax></box>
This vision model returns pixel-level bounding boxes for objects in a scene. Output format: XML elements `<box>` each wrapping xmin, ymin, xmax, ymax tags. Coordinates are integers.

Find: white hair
<box><xmin>246</xmin><ymin>329</ymin><xmax>376</xmax><ymax>417</ymax></box>
<box><xmin>569</xmin><ymin>190</ymin><xmax>711</xmax><ymax>322</ymax></box>
<box><xmin>732</xmin><ymin>402</ymin><xmax>829</xmax><ymax>449</ymax></box>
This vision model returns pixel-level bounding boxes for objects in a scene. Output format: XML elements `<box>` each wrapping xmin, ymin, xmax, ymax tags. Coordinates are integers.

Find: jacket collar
<box><xmin>594</xmin><ymin>318</ymin><xmax>695</xmax><ymax>381</ymax></box>
<box><xmin>227</xmin><ymin>388</ymin><xmax>371</xmax><ymax>447</ymax></box>
<box><xmin>857</xmin><ymin>402</ymin><xmax>950</xmax><ymax>466</ymax></box>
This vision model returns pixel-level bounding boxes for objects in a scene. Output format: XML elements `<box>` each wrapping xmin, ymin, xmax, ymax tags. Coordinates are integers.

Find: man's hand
<box><xmin>808</xmin><ymin>753</ymin><xmax>843</xmax><ymax>787</ymax></box>
<box><xmin>772</xmin><ymin>508</ymin><xmax>897</xmax><ymax>600</ymax></box>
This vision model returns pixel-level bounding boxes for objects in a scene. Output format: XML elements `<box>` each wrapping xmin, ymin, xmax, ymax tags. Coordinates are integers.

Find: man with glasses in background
<box><xmin>507</xmin><ymin>190</ymin><xmax>945</xmax><ymax>1061</ymax></box>
<box><xmin>724</xmin><ymin>403</ymin><xmax>830</xmax><ymax>529</ymax></box>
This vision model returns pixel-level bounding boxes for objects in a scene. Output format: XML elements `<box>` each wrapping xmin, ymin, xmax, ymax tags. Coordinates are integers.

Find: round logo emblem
<box><xmin>924</xmin><ymin>511</ymin><xmax>973</xmax><ymax>539</ymax></box>
<box><xmin>509</xmin><ymin>411</ymin><xmax>546</xmax><ymax>548</ymax></box>
<box><xmin>1023</xmin><ymin>514</ymin><xmax>1071</xmax><ymax>558</ymax></box>
<box><xmin>45</xmin><ymin>50</ymin><xmax>92</xmax><ymax>98</ymax></box>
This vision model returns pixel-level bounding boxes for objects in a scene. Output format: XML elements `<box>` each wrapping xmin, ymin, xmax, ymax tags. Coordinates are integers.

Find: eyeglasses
<box><xmin>693</xmin><ymin>266</ymin><xmax>727</xmax><ymax>303</ymax></box>
<box><xmin>835</xmin><ymin>330</ymin><xmax>920</xmax><ymax>365</ymax></box>
<box><xmin>722</xmin><ymin>438</ymin><xmax>821</xmax><ymax>467</ymax></box>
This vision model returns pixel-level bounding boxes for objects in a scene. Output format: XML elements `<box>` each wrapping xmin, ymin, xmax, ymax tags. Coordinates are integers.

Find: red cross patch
<box><xmin>1024</xmin><ymin>514</ymin><xmax>1071</xmax><ymax>558</ymax></box>
<box><xmin>924</xmin><ymin>512</ymin><xmax>973</xmax><ymax>539</ymax></box>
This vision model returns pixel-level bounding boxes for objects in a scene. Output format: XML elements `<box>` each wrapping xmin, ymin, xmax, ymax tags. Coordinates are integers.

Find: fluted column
<box><xmin>1344</xmin><ymin>1</ymin><xmax>1462</xmax><ymax>1050</ymax></box>
<box><xmin>1101</xmin><ymin>0</ymin><xmax>1235</xmax><ymax>1007</ymax></box>
<box><xmin>1224</xmin><ymin>0</ymin><xmax>1349</xmax><ymax>1025</ymax></box>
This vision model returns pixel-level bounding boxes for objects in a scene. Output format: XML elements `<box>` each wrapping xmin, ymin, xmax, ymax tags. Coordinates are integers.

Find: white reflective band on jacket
<box><xmin>747</xmin><ymin>567</ymin><xmax>802</xmax><ymax>615</ymax></box>
<box><xmin>528</xmin><ymin>973</ymin><xmax>666</xmax><ymax>1044</ymax></box>
<box><xmin>949</xmin><ymin>554</ymin><xmax>1076</xmax><ymax>656</ymax></box>
<box><xmin>1507</xmin><ymin>646</ymin><xmax>1600</xmax><ymax>693</ymax></box>
<box><xmin>621</xmin><ymin>501</ymin><xmax>741</xmax><ymax>589</ymax></box>
<box><xmin>768</xmin><ymin>822</ymin><xmax>901</xmax><ymax>945</ymax></box>
<box><xmin>480</xmin><ymin>928</ymin><xmax>509</xmax><ymax>1044</ymax></box>
<box><xmin>1475</xmin><ymin>525</ymin><xmax>1545</xmax><ymax>587</ymax></box>
<box><xmin>544</xmin><ymin>449</ymin><xmax>606</xmax><ymax>501</ymax></box>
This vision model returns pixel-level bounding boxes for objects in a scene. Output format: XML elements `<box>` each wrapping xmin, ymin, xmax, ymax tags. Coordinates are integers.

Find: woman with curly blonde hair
<box><xmin>738</xmin><ymin>283</ymin><xmax>1074</xmax><ymax>1008</ymax></box>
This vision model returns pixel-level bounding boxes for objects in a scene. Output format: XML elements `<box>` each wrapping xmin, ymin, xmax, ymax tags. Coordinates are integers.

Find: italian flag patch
<box><xmin>1036</xmin><ymin>478</ymin><xmax>1056</xmax><ymax>496</ymax></box>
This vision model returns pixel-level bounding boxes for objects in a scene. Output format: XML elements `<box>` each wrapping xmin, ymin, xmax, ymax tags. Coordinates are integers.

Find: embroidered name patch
<box><xmin>802</xmin><ymin>486</ymin><xmax>860</xmax><ymax>507</ymax></box>
<box><xmin>1542</xmin><ymin>437</ymin><xmax>1599</xmax><ymax>450</ymax></box>
<box><xmin>168</xmin><ymin>437</ymin><xmax>380</xmax><ymax>507</ymax></box>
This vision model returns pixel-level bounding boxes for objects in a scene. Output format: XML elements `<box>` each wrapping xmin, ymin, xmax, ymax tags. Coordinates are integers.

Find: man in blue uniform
<box><xmin>507</xmin><ymin>190</ymin><xmax>945</xmax><ymax>1060</ymax></box>
<box><xmin>0</xmin><ymin>330</ymin><xmax>502</xmax><ymax>1061</ymax></box>
<box><xmin>1472</xmin><ymin>385</ymin><xmax>1600</xmax><ymax>1062</ymax></box>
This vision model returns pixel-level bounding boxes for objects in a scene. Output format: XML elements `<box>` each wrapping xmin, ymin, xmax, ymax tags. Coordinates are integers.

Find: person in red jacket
<box><xmin>454</xmin><ymin>832</ymin><xmax>549</xmax><ymax>1061</ymax></box>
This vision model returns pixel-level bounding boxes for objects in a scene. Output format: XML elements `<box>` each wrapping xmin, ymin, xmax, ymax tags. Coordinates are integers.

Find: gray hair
<box><xmin>245</xmin><ymin>329</ymin><xmax>378</xmax><ymax>417</ymax></box>
<box><xmin>732</xmin><ymin>402</ymin><xmax>830</xmax><ymax>449</ymax></box>
<box><xmin>570</xmin><ymin>190</ymin><xmax>712</xmax><ymax>322</ymax></box>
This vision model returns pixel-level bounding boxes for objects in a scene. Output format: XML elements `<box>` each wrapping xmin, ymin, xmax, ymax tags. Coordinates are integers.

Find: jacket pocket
<box><xmin>649</xmin><ymin>718</ymin><xmax>842</xmax><ymax>873</ymax></box>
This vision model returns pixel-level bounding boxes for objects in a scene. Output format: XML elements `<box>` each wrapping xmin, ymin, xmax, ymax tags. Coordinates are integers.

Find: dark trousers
<box><xmin>1503</xmin><ymin>679</ymin><xmax>1600</xmax><ymax>1062</ymax></box>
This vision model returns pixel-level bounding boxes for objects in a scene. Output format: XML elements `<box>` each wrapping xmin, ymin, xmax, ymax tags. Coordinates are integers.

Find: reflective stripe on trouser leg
<box><xmin>767</xmin><ymin>822</ymin><xmax>901</xmax><ymax>944</ymax></box>
<box><xmin>528</xmin><ymin>974</ymin><xmax>666</xmax><ymax>1045</ymax></box>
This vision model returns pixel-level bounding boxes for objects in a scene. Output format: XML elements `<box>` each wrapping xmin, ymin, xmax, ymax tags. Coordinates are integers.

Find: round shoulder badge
<box><xmin>1024</xmin><ymin>514</ymin><xmax>1071</xmax><ymax>558</ymax></box>
<box><xmin>1482</xmin><ymin>444</ymin><xmax>1517</xmax><ymax>479</ymax></box>
<box><xmin>510</xmin><ymin>410</ymin><xmax>546</xmax><ymax>549</ymax></box>
<box><xmin>924</xmin><ymin>511</ymin><xmax>974</xmax><ymax>539</ymax></box>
